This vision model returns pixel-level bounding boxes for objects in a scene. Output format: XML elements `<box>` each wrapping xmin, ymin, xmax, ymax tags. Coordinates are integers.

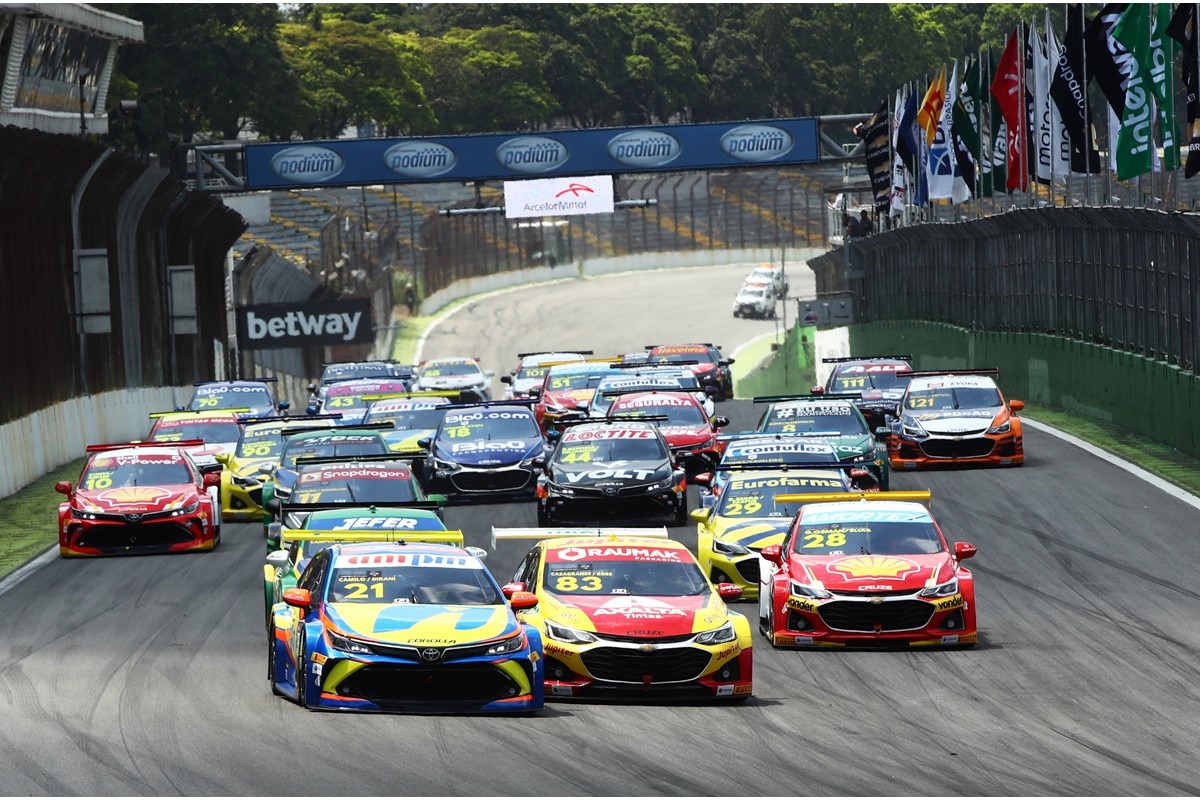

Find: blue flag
<box><xmin>896</xmin><ymin>86</ymin><xmax>929</xmax><ymax>206</ymax></box>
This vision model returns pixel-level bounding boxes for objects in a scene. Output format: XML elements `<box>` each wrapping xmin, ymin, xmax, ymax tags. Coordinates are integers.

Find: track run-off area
<box><xmin>1</xmin><ymin>263</ymin><xmax>1198</xmax><ymax>794</ymax></box>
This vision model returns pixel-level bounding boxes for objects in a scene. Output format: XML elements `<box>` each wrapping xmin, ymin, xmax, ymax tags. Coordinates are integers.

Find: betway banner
<box><xmin>504</xmin><ymin>176</ymin><xmax>614</xmax><ymax>218</ymax></box>
<box><xmin>236</xmin><ymin>299</ymin><xmax>372</xmax><ymax>351</ymax></box>
<box><xmin>244</xmin><ymin>119</ymin><xmax>819</xmax><ymax>189</ymax></box>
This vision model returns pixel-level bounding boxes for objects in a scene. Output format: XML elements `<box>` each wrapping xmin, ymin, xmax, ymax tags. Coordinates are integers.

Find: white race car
<box><xmin>413</xmin><ymin>357</ymin><xmax>495</xmax><ymax>401</ymax></box>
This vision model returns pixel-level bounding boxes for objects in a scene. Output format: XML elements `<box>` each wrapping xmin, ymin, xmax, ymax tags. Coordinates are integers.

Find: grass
<box><xmin>0</xmin><ymin>457</ymin><xmax>85</xmax><ymax>574</ymax></box>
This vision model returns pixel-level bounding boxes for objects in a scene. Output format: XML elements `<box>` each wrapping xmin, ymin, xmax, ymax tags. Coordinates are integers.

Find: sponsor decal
<box><xmin>330</xmin><ymin>517</ymin><xmax>421</xmax><ymax>531</ymax></box>
<box><xmin>606</xmin><ymin>130</ymin><xmax>683</xmax><ymax>167</ymax></box>
<box><xmin>336</xmin><ymin>552</ymin><xmax>478</xmax><ymax>568</ymax></box>
<box><xmin>562</xmin><ymin>429</ymin><xmax>654</xmax><ymax>442</ymax></box>
<box><xmin>859</xmin><ymin>584</ymin><xmax>894</xmax><ymax>591</ymax></box>
<box><xmin>299</xmin><ymin>468</ymin><xmax>409</xmax><ymax>483</ymax></box>
<box><xmin>311</xmin><ymin>652</ymin><xmax>328</xmax><ymax>665</ymax></box>
<box><xmin>730</xmin><ymin>442</ymin><xmax>834</xmax><ymax>457</ymax></box>
<box><xmin>933</xmin><ymin>595</ymin><xmax>964</xmax><ymax>612</ymax></box>
<box><xmin>238</xmin><ymin>299</ymin><xmax>372</xmax><ymax>350</ymax></box>
<box><xmin>563</xmin><ymin>468</ymin><xmax>656</xmax><ymax>483</ymax></box>
<box><xmin>802</xmin><ymin>509</ymin><xmax>931</xmax><ymax>524</ymax></box>
<box><xmin>495</xmin><ymin>136</ymin><xmax>569</xmax><ymax>174</ymax></box>
<box><xmin>827</xmin><ymin>555</ymin><xmax>921</xmax><ymax>580</ymax></box>
<box><xmin>269</xmin><ymin>145</ymin><xmax>345</xmax><ymax>183</ymax></box>
<box><xmin>383</xmin><ymin>141</ymin><xmax>458</xmax><ymax>178</ymax></box>
<box><xmin>544</xmin><ymin>643</ymin><xmax>574</xmax><ymax>656</ymax></box>
<box><xmin>730</xmin><ymin>477</ymin><xmax>842</xmax><ymax>490</ymax></box>
<box><xmin>715</xmin><ymin>685</ymin><xmax>734</xmax><ymax>697</ymax></box>
<box><xmin>554</xmin><ymin>546</ymin><xmax>682</xmax><ymax>562</ymax></box>
<box><xmin>450</xmin><ymin>440</ymin><xmax>526</xmax><ymax>454</ymax></box>
<box><xmin>734</xmin><ymin>684</ymin><xmax>753</xmax><ymax>695</ymax></box>
<box><xmin>97</xmin><ymin>487</ymin><xmax>173</xmax><ymax>504</ymax></box>
<box><xmin>786</xmin><ymin>597</ymin><xmax>818</xmax><ymax>612</ymax></box>
<box><xmin>652</xmin><ymin>345</ymin><xmax>707</xmax><ymax>355</ymax></box>
<box><xmin>550</xmin><ymin>685</ymin><xmax>575</xmax><ymax>696</ymax></box>
<box><xmin>719</xmin><ymin>124</ymin><xmax>795</xmax><ymax>162</ymax></box>
<box><xmin>940</xmin><ymin>634</ymin><xmax>960</xmax><ymax>645</ymax></box>
<box><xmin>194</xmin><ymin>385</ymin><xmax>262</xmax><ymax>395</ymax></box>
<box><xmin>592</xmin><ymin>596</ymin><xmax>688</xmax><ymax>619</ymax></box>
<box><xmin>619</xmin><ymin>395</ymin><xmax>691</xmax><ymax>408</ymax></box>
<box><xmin>328</xmin><ymin>381</ymin><xmax>408</xmax><ymax>396</ymax></box>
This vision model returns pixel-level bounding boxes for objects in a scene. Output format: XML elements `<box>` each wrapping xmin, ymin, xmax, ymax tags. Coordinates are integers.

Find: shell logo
<box><xmin>828</xmin><ymin>555</ymin><xmax>920</xmax><ymax>579</ymax></box>
<box><xmin>99</xmin><ymin>487</ymin><xmax>173</xmax><ymax>504</ymax></box>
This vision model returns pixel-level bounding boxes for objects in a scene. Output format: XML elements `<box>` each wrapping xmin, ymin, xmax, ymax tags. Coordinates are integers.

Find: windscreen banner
<box><xmin>243</xmin><ymin>118</ymin><xmax>819</xmax><ymax>190</ymax></box>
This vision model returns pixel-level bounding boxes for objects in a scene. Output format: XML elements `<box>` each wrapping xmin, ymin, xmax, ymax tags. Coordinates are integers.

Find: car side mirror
<box><xmin>528</xmin><ymin>387</ymin><xmax>542</xmax><ymax>399</ymax></box>
<box><xmin>215</xmin><ymin>452</ymin><xmax>230</xmax><ymax>465</ymax></box>
<box><xmin>484</xmin><ymin>370</ymin><xmax>496</xmax><ymax>378</ymax></box>
<box><xmin>723</xmin><ymin>358</ymin><xmax>736</xmax><ymax>366</ymax></box>
<box><xmin>954</xmin><ymin>541</ymin><xmax>977</xmax><ymax>561</ymax></box>
<box><xmin>716</xmin><ymin>582</ymin><xmax>743</xmax><ymax>601</ymax></box>
<box><xmin>501</xmin><ymin>581</ymin><xmax>526</xmax><ymax>598</ymax></box>
<box><xmin>202</xmin><ymin>472</ymin><xmax>221</xmax><ymax>488</ymax></box>
<box><xmin>307</xmin><ymin>383</ymin><xmax>317</xmax><ymax>395</ymax></box>
<box><xmin>810</xmin><ymin>385</ymin><xmax>825</xmax><ymax>395</ymax></box>
<box><xmin>690</xmin><ymin>508</ymin><xmax>711</xmax><ymax>523</ymax></box>
<box><xmin>278</xmin><ymin>400</ymin><xmax>290</xmax><ymax>411</ymax></box>
<box><xmin>265</xmin><ymin>498</ymin><xmax>281</xmax><ymax>515</ymax></box>
<box><xmin>761</xmin><ymin>544</ymin><xmax>784</xmax><ymax>565</ymax></box>
<box><xmin>704</xmin><ymin>386</ymin><xmax>720</xmax><ymax>397</ymax></box>
<box><xmin>265</xmin><ymin>550</ymin><xmax>290</xmax><ymax>568</ymax></box>
<box><xmin>55</xmin><ymin>481</ymin><xmax>73</xmax><ymax>495</ymax></box>
<box><xmin>282</xmin><ymin>587</ymin><xmax>311</xmax><ymax>609</ymax></box>
<box><xmin>508</xmin><ymin>590</ymin><xmax>539</xmax><ymax>611</ymax></box>
<box><xmin>500</xmin><ymin>375</ymin><xmax>512</xmax><ymax>384</ymax></box>
<box><xmin>417</xmin><ymin>437</ymin><xmax>431</xmax><ymax>450</ymax></box>
<box><xmin>713</xmin><ymin>416</ymin><xmax>730</xmax><ymax>428</ymax></box>
<box><xmin>1009</xmin><ymin>399</ymin><xmax>1025</xmax><ymax>412</ymax></box>
<box><xmin>874</xmin><ymin>426</ymin><xmax>891</xmax><ymax>441</ymax></box>
<box><xmin>692</xmin><ymin>472</ymin><xmax>712</xmax><ymax>487</ymax></box>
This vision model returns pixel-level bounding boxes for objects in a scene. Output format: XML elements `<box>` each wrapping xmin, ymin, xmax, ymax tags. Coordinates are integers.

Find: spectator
<box><xmin>843</xmin><ymin>213</ymin><xmax>861</xmax><ymax>239</ymax></box>
<box><xmin>859</xmin><ymin>210</ymin><xmax>873</xmax><ymax>236</ymax></box>
<box><xmin>404</xmin><ymin>282</ymin><xmax>416</xmax><ymax>315</ymax></box>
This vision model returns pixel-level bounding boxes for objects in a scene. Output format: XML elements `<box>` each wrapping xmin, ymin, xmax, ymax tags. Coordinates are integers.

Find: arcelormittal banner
<box><xmin>244</xmin><ymin>119</ymin><xmax>819</xmax><ymax>190</ymax></box>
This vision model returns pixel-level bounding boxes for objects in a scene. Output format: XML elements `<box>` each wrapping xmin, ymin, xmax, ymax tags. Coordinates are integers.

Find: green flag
<box><xmin>987</xmin><ymin>49</ymin><xmax>1007</xmax><ymax>194</ymax></box>
<box><xmin>957</xmin><ymin>55</ymin><xmax>988</xmax><ymax>197</ymax></box>
<box><xmin>1113</xmin><ymin>4</ymin><xmax>1179</xmax><ymax>179</ymax></box>
<box><xmin>1151</xmin><ymin>3</ymin><xmax>1180</xmax><ymax>170</ymax></box>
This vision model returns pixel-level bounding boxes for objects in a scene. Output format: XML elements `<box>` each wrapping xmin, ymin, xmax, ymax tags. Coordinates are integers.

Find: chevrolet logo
<box><xmin>869</xmin><ymin>597</ymin><xmax>884</xmax><ymax>605</ymax></box>
<box><xmin>638</xmin><ymin>644</ymin><xmax>657</xmax><ymax>652</ymax></box>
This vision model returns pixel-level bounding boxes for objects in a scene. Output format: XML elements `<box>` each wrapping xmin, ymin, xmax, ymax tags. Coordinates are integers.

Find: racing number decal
<box><xmin>803</xmin><ymin>531</ymin><xmax>847</xmax><ymax>548</ymax></box>
<box><xmin>554</xmin><ymin>575</ymin><xmax>603</xmax><ymax>592</ymax></box>
<box><xmin>548</xmin><ymin>377</ymin><xmax>574</xmax><ymax>390</ymax></box>
<box><xmin>341</xmin><ymin>581</ymin><xmax>386</xmax><ymax>600</ymax></box>
<box><xmin>779</xmin><ymin>423</ymin><xmax>797</xmax><ymax>433</ymax></box>
<box><xmin>446</xmin><ymin>425</ymin><xmax>473</xmax><ymax>439</ymax></box>
<box><xmin>839</xmin><ymin>377</ymin><xmax>867</xmax><ymax>389</ymax></box>
<box><xmin>242</xmin><ymin>443</ymin><xmax>273</xmax><ymax>457</ymax></box>
<box><xmin>908</xmin><ymin>396</ymin><xmax>935</xmax><ymax>408</ymax></box>
<box><xmin>326</xmin><ymin>396</ymin><xmax>357</xmax><ymax>408</ymax></box>
<box><xmin>724</xmin><ymin>497</ymin><xmax>763</xmax><ymax>516</ymax></box>
<box><xmin>84</xmin><ymin>473</ymin><xmax>113</xmax><ymax>490</ymax></box>
<box><xmin>154</xmin><ymin>433</ymin><xmax>183</xmax><ymax>442</ymax></box>
<box><xmin>558</xmin><ymin>446</ymin><xmax>596</xmax><ymax>464</ymax></box>
<box><xmin>297</xmin><ymin>491</ymin><xmax>322</xmax><ymax>503</ymax></box>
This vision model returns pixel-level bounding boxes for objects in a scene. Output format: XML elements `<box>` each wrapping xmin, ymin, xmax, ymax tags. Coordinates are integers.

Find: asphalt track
<box><xmin>3</xmin><ymin>264</ymin><xmax>1200</xmax><ymax>795</ymax></box>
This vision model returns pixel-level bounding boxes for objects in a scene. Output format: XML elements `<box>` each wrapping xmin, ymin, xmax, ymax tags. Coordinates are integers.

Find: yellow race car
<box><xmin>215</xmin><ymin>416</ymin><xmax>339</xmax><ymax>521</ymax></box>
<box><xmin>691</xmin><ymin>465</ymin><xmax>855</xmax><ymax>599</ymax></box>
<box><xmin>494</xmin><ymin>527</ymin><xmax>753</xmax><ymax>702</ymax></box>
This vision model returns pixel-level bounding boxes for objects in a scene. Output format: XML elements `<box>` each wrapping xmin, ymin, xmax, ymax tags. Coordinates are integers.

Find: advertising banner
<box><xmin>244</xmin><ymin>118</ymin><xmax>819</xmax><ymax>190</ymax></box>
<box><xmin>236</xmin><ymin>298</ymin><xmax>373</xmax><ymax>351</ymax></box>
<box><xmin>503</xmin><ymin>175</ymin><xmax>615</xmax><ymax>218</ymax></box>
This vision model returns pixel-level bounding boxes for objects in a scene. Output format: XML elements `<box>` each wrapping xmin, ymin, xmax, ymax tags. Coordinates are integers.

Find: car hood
<box><xmin>384</xmin><ymin>429</ymin><xmax>435</xmax><ymax>454</ymax></box>
<box><xmin>437</xmin><ymin>438</ymin><xmax>542</xmax><ymax>467</ymax></box>
<box><xmin>232</xmin><ymin>457</ymin><xmax>276</xmax><ymax>478</ymax></box>
<box><xmin>908</xmin><ymin>409</ymin><xmax>999</xmax><ymax>434</ymax></box>
<box><xmin>660</xmin><ymin>425</ymin><xmax>713</xmax><ymax>447</ymax></box>
<box><xmin>332</xmin><ymin>409</ymin><xmax>370</xmax><ymax>426</ymax></box>
<box><xmin>791</xmin><ymin>552</ymin><xmax>955</xmax><ymax>593</ymax></box>
<box><xmin>325</xmin><ymin>603</ymin><xmax>517</xmax><ymax>646</ymax></box>
<box><xmin>711</xmin><ymin>516</ymin><xmax>793</xmax><ymax>549</ymax></box>
<box><xmin>542</xmin><ymin>592</ymin><xmax>727</xmax><ymax>638</ymax></box>
<box><xmin>74</xmin><ymin>485</ymin><xmax>197</xmax><ymax>514</ymax></box>
<box><xmin>544</xmin><ymin>389</ymin><xmax>594</xmax><ymax>409</ymax></box>
<box><xmin>418</xmin><ymin>375</ymin><xmax>484</xmax><ymax>390</ymax></box>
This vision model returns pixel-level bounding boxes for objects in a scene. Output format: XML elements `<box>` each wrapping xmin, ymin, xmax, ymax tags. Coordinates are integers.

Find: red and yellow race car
<box><xmin>605</xmin><ymin>389</ymin><xmax>728</xmax><ymax>476</ymax></box>
<box><xmin>56</xmin><ymin>441</ymin><xmax>222</xmax><ymax>557</ymax></box>
<box><xmin>496</xmin><ymin>528</ymin><xmax>753</xmax><ymax>702</ymax></box>
<box><xmin>758</xmin><ymin>491</ymin><xmax>978</xmax><ymax>648</ymax></box>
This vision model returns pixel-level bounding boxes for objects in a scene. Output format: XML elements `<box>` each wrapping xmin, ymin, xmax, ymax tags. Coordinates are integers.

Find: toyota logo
<box><xmin>127</xmin><ymin>514</ymin><xmax>143</xmax><ymax>524</ymax></box>
<box><xmin>419</xmin><ymin>647</ymin><xmax>442</xmax><ymax>662</ymax></box>
<box><xmin>604</xmin><ymin>487</ymin><xmax>618</xmax><ymax>496</ymax></box>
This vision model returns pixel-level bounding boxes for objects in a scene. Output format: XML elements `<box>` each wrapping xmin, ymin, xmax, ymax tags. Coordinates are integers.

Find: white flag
<box><xmin>928</xmin><ymin>60</ymin><xmax>971</xmax><ymax>203</ymax></box>
<box><xmin>890</xmin><ymin>88</ymin><xmax>907</xmax><ymax>220</ymax></box>
<box><xmin>1042</xmin><ymin>19</ymin><xmax>1073</xmax><ymax>180</ymax></box>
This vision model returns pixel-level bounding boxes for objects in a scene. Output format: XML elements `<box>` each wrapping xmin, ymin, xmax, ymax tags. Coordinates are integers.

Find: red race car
<box><xmin>605</xmin><ymin>389</ymin><xmax>728</xmax><ymax>476</ymax></box>
<box><xmin>758</xmin><ymin>491</ymin><xmax>978</xmax><ymax>648</ymax></box>
<box><xmin>56</xmin><ymin>441</ymin><xmax>222</xmax><ymax>557</ymax></box>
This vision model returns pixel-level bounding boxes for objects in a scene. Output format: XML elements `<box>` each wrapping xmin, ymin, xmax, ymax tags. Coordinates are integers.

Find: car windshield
<box><xmin>366</xmin><ymin>405</ymin><xmax>447</xmax><ymax>431</ymax></box>
<box><xmin>544</xmin><ymin>372</ymin><xmax>595</xmax><ymax>392</ymax></box>
<box><xmin>516</xmin><ymin>364</ymin><xmax>555</xmax><ymax>381</ymax></box>
<box><xmin>293</xmin><ymin>472</ymin><xmax>419</xmax><ymax>504</ymax></box>
<box><xmin>439</xmin><ymin>411</ymin><xmax>539</xmax><ymax>442</ymax></box>
<box><xmin>554</xmin><ymin>431</ymin><xmax>668</xmax><ymax>464</ymax></box>
<box><xmin>905</xmin><ymin>386</ymin><xmax>1002</xmax><ymax>410</ymax></box>
<box><xmin>236</xmin><ymin>427</ymin><xmax>286</xmax><ymax>458</ymax></box>
<box><xmin>832</xmin><ymin>369</ymin><xmax>911</xmax><ymax>393</ymax></box>
<box><xmin>741</xmin><ymin>288</ymin><xmax>767</xmax><ymax>298</ymax></box>
<box><xmin>324</xmin><ymin>383</ymin><xmax>408</xmax><ymax>410</ymax></box>
<box><xmin>760</xmin><ymin>405</ymin><xmax>867</xmax><ymax>436</ymax></box>
<box><xmin>721</xmin><ymin>440</ymin><xmax>838</xmax><ymax>466</ymax></box>
<box><xmin>324</xmin><ymin>364</ymin><xmax>399</xmax><ymax>382</ymax></box>
<box><xmin>793</xmin><ymin>509</ymin><xmax>943</xmax><ymax>555</ymax></box>
<box><xmin>151</xmin><ymin>422</ymin><xmax>241</xmax><ymax>443</ymax></box>
<box><xmin>650</xmin><ymin>351</ymin><xmax>713</xmax><ymax>365</ymax></box>
<box><xmin>82</xmin><ymin>459</ymin><xmax>192</xmax><ymax>488</ymax></box>
<box><xmin>329</xmin><ymin>563</ymin><xmax>501</xmax><ymax>605</ymax></box>
<box><xmin>612</xmin><ymin>399</ymin><xmax>706</xmax><ymax>426</ymax></box>
<box><xmin>282</xmin><ymin>437</ymin><xmax>387</xmax><ymax>468</ymax></box>
<box><xmin>543</xmin><ymin>559</ymin><xmax>708</xmax><ymax>597</ymax></box>
<box><xmin>423</xmin><ymin>362</ymin><xmax>480</xmax><ymax>377</ymax></box>
<box><xmin>189</xmin><ymin>385</ymin><xmax>272</xmax><ymax>410</ymax></box>
<box><xmin>716</xmin><ymin>473</ymin><xmax>847</xmax><ymax>517</ymax></box>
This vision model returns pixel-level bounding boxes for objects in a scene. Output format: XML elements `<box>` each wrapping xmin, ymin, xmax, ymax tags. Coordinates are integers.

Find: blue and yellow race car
<box><xmin>268</xmin><ymin>541</ymin><xmax>543</xmax><ymax>713</ymax></box>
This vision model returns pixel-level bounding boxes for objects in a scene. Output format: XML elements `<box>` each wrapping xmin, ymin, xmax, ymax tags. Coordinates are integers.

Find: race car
<box><xmin>757</xmin><ymin>491</ymin><xmax>979</xmax><ymax>648</ymax></box>
<box><xmin>215</xmin><ymin>415</ymin><xmax>340</xmax><ymax>521</ymax></box>
<box><xmin>536</xmin><ymin>420</ymin><xmax>686</xmax><ymax>526</ymax></box>
<box><xmin>55</xmin><ymin>441</ymin><xmax>221</xmax><ymax>557</ymax></box>
<box><xmin>691</xmin><ymin>462</ymin><xmax>855</xmax><ymax>597</ymax></box>
<box><xmin>146</xmin><ymin>409</ymin><xmax>245</xmax><ymax>468</ymax></box>
<box><xmin>812</xmin><ymin>355</ymin><xmax>914</xmax><ymax>429</ymax></box>
<box><xmin>420</xmin><ymin>401</ymin><xmax>545</xmax><ymax>501</ymax></box>
<box><xmin>263</xmin><ymin>504</ymin><xmax>464</xmax><ymax>625</ymax></box>
<box><xmin>754</xmin><ymin>395</ymin><xmax>890</xmax><ymax>489</ymax></box>
<box><xmin>185</xmin><ymin>378</ymin><xmax>288</xmax><ymax>420</ymax></box>
<box><xmin>495</xmin><ymin>529</ymin><xmax>752</xmax><ymax>702</ymax></box>
<box><xmin>605</xmin><ymin>389</ymin><xmax>728</xmax><ymax>476</ymax></box>
<box><xmin>268</xmin><ymin>541</ymin><xmax>543</xmax><ymax>713</ymax></box>
<box><xmin>362</xmin><ymin>392</ymin><xmax>457</xmax><ymax>456</ymax></box>
<box><xmin>275</xmin><ymin>455</ymin><xmax>438</xmax><ymax>519</ymax></box>
<box><xmin>698</xmin><ymin>435</ymin><xmax>861</xmax><ymax>509</ymax></box>
<box><xmin>307</xmin><ymin>360</ymin><xmax>414</xmax><ymax>414</ymax></box>
<box><xmin>411</xmin><ymin>357</ymin><xmax>495</xmax><ymax>402</ymax></box>
<box><xmin>319</xmin><ymin>378</ymin><xmax>414</xmax><ymax>426</ymax></box>
<box><xmin>888</xmin><ymin>369</ymin><xmax>1025</xmax><ymax>468</ymax></box>
<box><xmin>588</xmin><ymin>366</ymin><xmax>714</xmax><ymax>419</ymax></box>
<box><xmin>265</xmin><ymin>426</ymin><xmax>392</xmax><ymax>505</ymax></box>
<box><xmin>500</xmin><ymin>351</ymin><xmax>591</xmax><ymax>400</ymax></box>
<box><xmin>529</xmin><ymin>359</ymin><xmax>622</xmax><ymax>432</ymax></box>
<box><xmin>643</xmin><ymin>343</ymin><xmax>734</xmax><ymax>401</ymax></box>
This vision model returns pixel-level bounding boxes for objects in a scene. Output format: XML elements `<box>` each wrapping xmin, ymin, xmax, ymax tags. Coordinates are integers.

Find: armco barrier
<box><xmin>0</xmin><ymin>387</ymin><xmax>191</xmax><ymax>499</ymax></box>
<box><xmin>848</xmin><ymin>320</ymin><xmax>1200</xmax><ymax>461</ymax></box>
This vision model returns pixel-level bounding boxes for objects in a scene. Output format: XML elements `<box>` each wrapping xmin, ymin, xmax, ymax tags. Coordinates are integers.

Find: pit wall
<box><xmin>848</xmin><ymin>321</ymin><xmax>1200</xmax><ymax>460</ymax></box>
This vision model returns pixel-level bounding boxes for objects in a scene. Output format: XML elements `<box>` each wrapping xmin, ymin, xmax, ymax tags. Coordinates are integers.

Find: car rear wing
<box><xmin>715</xmin><ymin>460</ymin><xmax>857</xmax><ymax>473</ymax></box>
<box><xmin>293</xmin><ymin>454</ymin><xmax>420</xmax><ymax>467</ymax></box>
<box><xmin>281</xmin><ymin>422</ymin><xmax>394</xmax><ymax>437</ymax></box>
<box><xmin>611</xmin><ymin>359</ymin><xmax>700</xmax><ymax>369</ymax></box>
<box><xmin>644</xmin><ymin>342</ymin><xmax>717</xmax><ymax>349</ymax></box>
<box><xmin>278</xmin><ymin>528</ymin><xmax>465</xmax><ymax>547</ymax></box>
<box><xmin>550</xmin><ymin>415</ymin><xmax>669</xmax><ymax>430</ymax></box>
<box><xmin>753</xmin><ymin>393</ymin><xmax>862</xmax><ymax>403</ymax></box>
<box><xmin>490</xmin><ymin>526</ymin><xmax>670</xmax><ymax>548</ymax></box>
<box><xmin>85</xmin><ymin>439</ymin><xmax>206</xmax><ymax>453</ymax></box>
<box><xmin>280</xmin><ymin>500</ymin><xmax>443</xmax><ymax>515</ymax></box>
<box><xmin>149</xmin><ymin>408</ymin><xmax>250</xmax><ymax>418</ymax></box>
<box><xmin>440</xmin><ymin>399</ymin><xmax>538</xmax><ymax>411</ymax></box>
<box><xmin>240</xmin><ymin>413</ymin><xmax>343</xmax><ymax>425</ymax></box>
<box><xmin>896</xmin><ymin>369</ymin><xmax>998</xmax><ymax>377</ymax></box>
<box><xmin>716</xmin><ymin>432</ymin><xmax>840</xmax><ymax>445</ymax></box>
<box><xmin>193</xmin><ymin>377</ymin><xmax>277</xmax><ymax>385</ymax></box>
<box><xmin>361</xmin><ymin>390</ymin><xmax>462</xmax><ymax>403</ymax></box>
<box><xmin>774</xmin><ymin>490</ymin><xmax>933</xmax><ymax>504</ymax></box>
<box><xmin>822</xmin><ymin>355</ymin><xmax>912</xmax><ymax>364</ymax></box>
<box><xmin>516</xmin><ymin>350</ymin><xmax>594</xmax><ymax>359</ymax></box>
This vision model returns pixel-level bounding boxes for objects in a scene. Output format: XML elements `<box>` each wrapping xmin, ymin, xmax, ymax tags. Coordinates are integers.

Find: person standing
<box><xmin>859</xmin><ymin>209</ymin><xmax>873</xmax><ymax>236</ymax></box>
<box><xmin>404</xmin><ymin>282</ymin><xmax>416</xmax><ymax>315</ymax></box>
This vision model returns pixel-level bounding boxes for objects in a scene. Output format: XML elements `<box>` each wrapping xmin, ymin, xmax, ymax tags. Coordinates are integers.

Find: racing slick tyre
<box><xmin>267</xmin><ymin>624</ymin><xmax>283</xmax><ymax>696</ymax></box>
<box><xmin>296</xmin><ymin>632</ymin><xmax>309</xmax><ymax>708</ymax></box>
<box><xmin>759</xmin><ymin>595</ymin><xmax>773</xmax><ymax>639</ymax></box>
<box><xmin>672</xmin><ymin>497</ymin><xmax>688</xmax><ymax>527</ymax></box>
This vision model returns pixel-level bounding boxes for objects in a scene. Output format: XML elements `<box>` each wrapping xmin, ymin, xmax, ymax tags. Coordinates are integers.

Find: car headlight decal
<box><xmin>918</xmin><ymin>578</ymin><xmax>959</xmax><ymax>598</ymax></box>
<box><xmin>545</xmin><ymin>620</ymin><xmax>597</xmax><ymax>645</ymax></box>
<box><xmin>326</xmin><ymin>629</ymin><xmax>374</xmax><ymax>655</ymax></box>
<box><xmin>694</xmin><ymin>622</ymin><xmax>736</xmax><ymax>645</ymax></box>
<box><xmin>713</xmin><ymin>538</ymin><xmax>751</xmax><ymax>556</ymax></box>
<box><xmin>484</xmin><ymin>631</ymin><xmax>527</xmax><ymax>656</ymax></box>
<box><xmin>987</xmin><ymin>419</ymin><xmax>1011</xmax><ymax>434</ymax></box>
<box><xmin>790</xmin><ymin>580</ymin><xmax>832</xmax><ymax>600</ymax></box>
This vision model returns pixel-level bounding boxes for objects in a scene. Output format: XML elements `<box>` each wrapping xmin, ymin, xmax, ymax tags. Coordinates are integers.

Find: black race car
<box><xmin>641</xmin><ymin>343</ymin><xmax>735</xmax><ymax>402</ymax></box>
<box><xmin>813</xmin><ymin>355</ymin><xmax>913</xmax><ymax>429</ymax></box>
<box><xmin>536</xmin><ymin>419</ymin><xmax>687</xmax><ymax>526</ymax></box>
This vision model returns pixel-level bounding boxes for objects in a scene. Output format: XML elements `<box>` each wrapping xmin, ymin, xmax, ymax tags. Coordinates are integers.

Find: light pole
<box><xmin>77</xmin><ymin>66</ymin><xmax>92</xmax><ymax>137</ymax></box>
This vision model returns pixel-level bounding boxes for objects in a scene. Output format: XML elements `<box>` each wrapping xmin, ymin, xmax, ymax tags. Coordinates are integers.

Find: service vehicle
<box><xmin>732</xmin><ymin>282</ymin><xmax>778</xmax><ymax>319</ymax></box>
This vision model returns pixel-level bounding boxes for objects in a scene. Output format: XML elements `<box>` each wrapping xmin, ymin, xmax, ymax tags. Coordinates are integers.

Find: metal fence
<box><xmin>809</xmin><ymin>206</ymin><xmax>1200</xmax><ymax>372</ymax></box>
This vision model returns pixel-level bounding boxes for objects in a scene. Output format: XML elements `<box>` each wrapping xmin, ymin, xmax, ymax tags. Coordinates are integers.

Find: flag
<box><xmin>1036</xmin><ymin>19</ymin><xmax>1073</xmax><ymax>181</ymax></box>
<box><xmin>954</xmin><ymin>56</ymin><xmax>983</xmax><ymax>197</ymax></box>
<box><xmin>987</xmin><ymin>49</ymin><xmax>1008</xmax><ymax>194</ymax></box>
<box><xmin>857</xmin><ymin>100</ymin><xmax>892</xmax><ymax>213</ymax></box>
<box><xmin>1086</xmin><ymin>3</ymin><xmax>1132</xmax><ymax>116</ymax></box>
<box><xmin>897</xmin><ymin>84</ymin><xmax>929</xmax><ymax>206</ymax></box>
<box><xmin>1052</xmin><ymin>4</ymin><xmax>1103</xmax><ymax>173</ymax></box>
<box><xmin>889</xmin><ymin>88</ymin><xmax>908</xmax><ymax>220</ymax></box>
<box><xmin>1112</xmin><ymin>4</ymin><xmax>1179</xmax><ymax>179</ymax></box>
<box><xmin>927</xmin><ymin>59</ymin><xmax>971</xmax><ymax>204</ymax></box>
<box><xmin>991</xmin><ymin>27</ymin><xmax>1029</xmax><ymax>192</ymax></box>
<box><xmin>917</xmin><ymin>67</ymin><xmax>946</xmax><ymax>147</ymax></box>
<box><xmin>1167</xmin><ymin>2</ymin><xmax>1200</xmax><ymax>177</ymax></box>
<box><xmin>1024</xmin><ymin>22</ymin><xmax>1040</xmax><ymax>186</ymax></box>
